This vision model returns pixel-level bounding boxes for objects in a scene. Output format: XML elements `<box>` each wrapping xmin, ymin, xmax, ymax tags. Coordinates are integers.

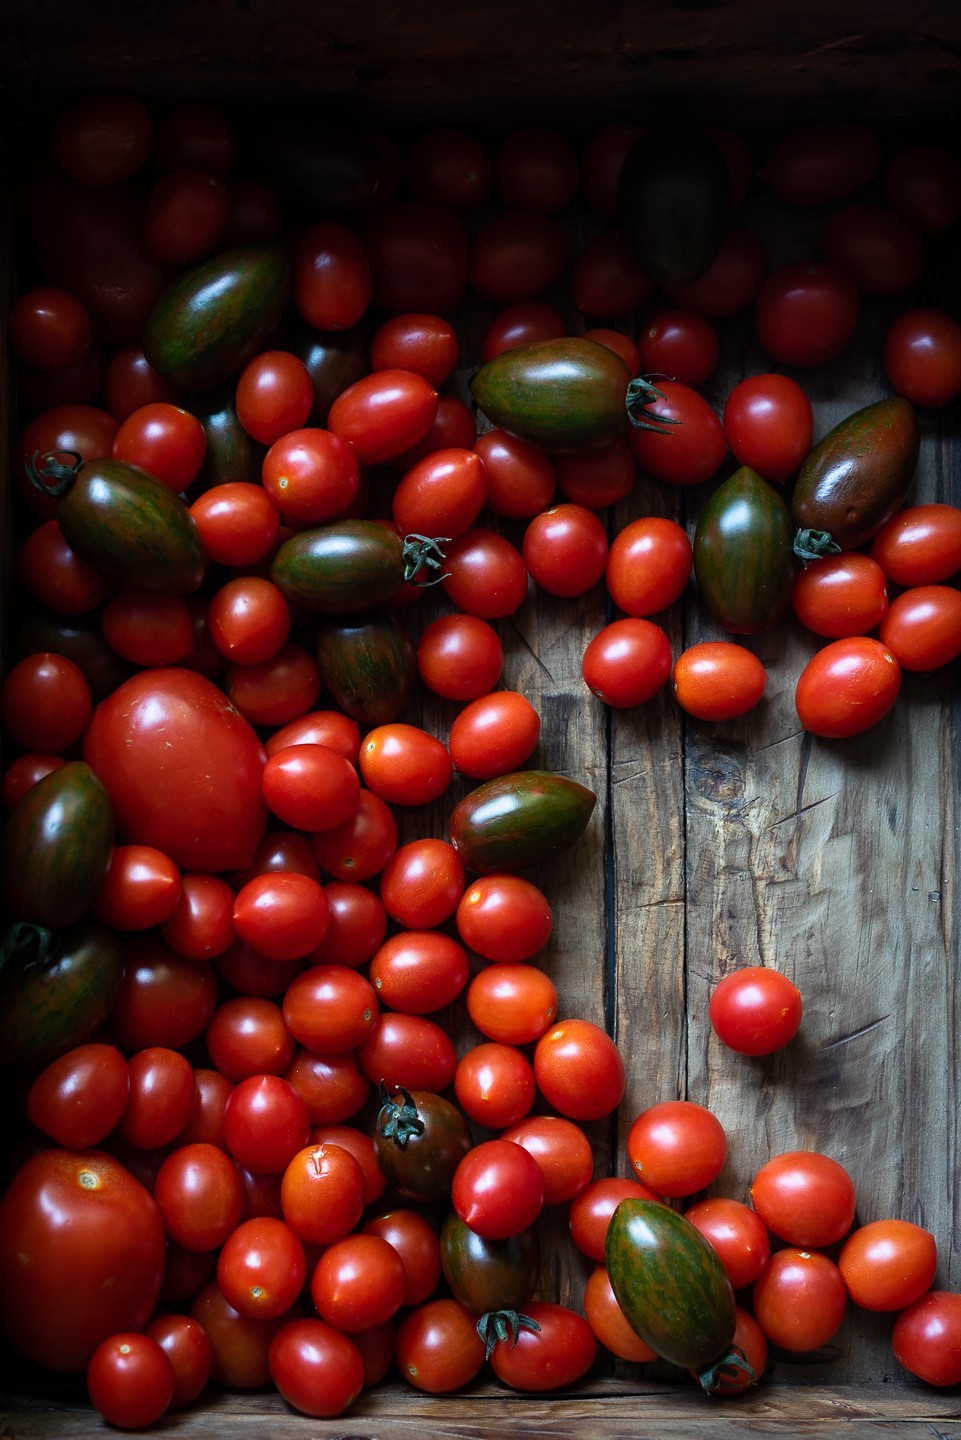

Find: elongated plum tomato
<box><xmin>83</xmin><ymin>668</ymin><xmax>268</xmax><ymax>872</ymax></box>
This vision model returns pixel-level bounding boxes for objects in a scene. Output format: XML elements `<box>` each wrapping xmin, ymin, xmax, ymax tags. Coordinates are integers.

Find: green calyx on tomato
<box><xmin>625</xmin><ymin>376</ymin><xmax>685</xmax><ymax>435</ymax></box>
<box><xmin>375</xmin><ymin>1082</ymin><xmax>426</xmax><ymax>1146</ymax></box>
<box><xmin>475</xmin><ymin>1309</ymin><xmax>541</xmax><ymax>1362</ymax></box>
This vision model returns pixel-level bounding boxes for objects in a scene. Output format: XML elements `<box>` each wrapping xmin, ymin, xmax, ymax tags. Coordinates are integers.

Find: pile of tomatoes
<box><xmin>1</xmin><ymin>93</ymin><xmax>960</xmax><ymax>1428</ymax></box>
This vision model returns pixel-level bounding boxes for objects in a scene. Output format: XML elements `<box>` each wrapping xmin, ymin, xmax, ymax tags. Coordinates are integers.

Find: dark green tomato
<box><xmin>448</xmin><ymin>771</ymin><xmax>597</xmax><ymax>874</ymax></box>
<box><xmin>693</xmin><ymin>465</ymin><xmax>795</xmax><ymax>633</ymax></box>
<box><xmin>792</xmin><ymin>396</ymin><xmax>920</xmax><ymax>557</ymax></box>
<box><xmin>606</xmin><ymin>1199</ymin><xmax>740</xmax><ymax>1387</ymax></box>
<box><xmin>0</xmin><ymin>920</ymin><xmax>124</xmax><ymax>1067</ymax></box>
<box><xmin>372</xmin><ymin>1087</ymin><xmax>473</xmax><ymax>1206</ymax></box>
<box><xmin>143</xmin><ymin>242</ymin><xmax>292</xmax><ymax>392</ymax></box>
<box><xmin>30</xmin><ymin>454</ymin><xmax>206</xmax><ymax>595</ymax></box>
<box><xmin>286</xmin><ymin>318</ymin><xmax>371</xmax><ymax>425</ymax></box>
<box><xmin>440</xmin><ymin>1211</ymin><xmax>539</xmax><ymax>1318</ymax></box>
<box><xmin>0</xmin><ymin>762</ymin><xmax>114</xmax><ymax>930</ymax></box>
<box><xmin>617</xmin><ymin>128</ymin><xmax>732</xmax><ymax>293</ymax></box>
<box><xmin>188</xmin><ymin>383</ymin><xmax>266</xmax><ymax>490</ymax></box>
<box><xmin>270</xmin><ymin>520</ymin><xmax>444</xmax><ymax>615</ymax></box>
<box><xmin>315</xmin><ymin>611</ymin><xmax>415</xmax><ymax>726</ymax></box>
<box><xmin>470</xmin><ymin>338</ymin><xmax>633</xmax><ymax>453</ymax></box>
<box><xmin>15</xmin><ymin>611</ymin><xmax>134</xmax><ymax>701</ymax></box>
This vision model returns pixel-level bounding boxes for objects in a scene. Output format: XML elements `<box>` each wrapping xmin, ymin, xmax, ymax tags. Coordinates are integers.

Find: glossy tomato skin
<box><xmin>791</xmin><ymin>552</ymin><xmax>889</xmax><ymax>639</ymax></box>
<box><xmin>880</xmin><ymin>585</ymin><xmax>961</xmax><ymax>671</ymax></box>
<box><xmin>569</xmin><ymin>1176</ymin><xmax>664</xmax><ymax>1263</ymax></box>
<box><xmin>672</xmin><ymin>642</ymin><xmax>767</xmax><ymax>722</ymax></box>
<box><xmin>751</xmin><ymin>1150</ymin><xmax>856</xmax><ymax>1248</ymax></box>
<box><xmin>372</xmin><ymin>1089</ymin><xmax>472</xmax><ymax>1206</ymax></box>
<box><xmin>455</xmin><ymin>872</ymin><xmax>553</xmax><ymax>961</ymax></box>
<box><xmin>416</xmin><ymin>614</ymin><xmax>503</xmax><ymax>701</ymax></box>
<box><xmin>500</xmin><ymin>1114</ymin><xmax>594</xmax><ymax>1205</ymax></box>
<box><xmin>448</xmin><ymin>691</ymin><xmax>541</xmax><ymax>780</ymax></box>
<box><xmin>439</xmin><ymin>1209</ymin><xmax>539</xmax><ymax>1317</ymax></box>
<box><xmin>269</xmin><ymin>1318</ymin><xmax>364</xmax><ymax>1418</ymax></box>
<box><xmin>451</xmin><ymin>1138</ymin><xmax>545</xmax><ymax>1239</ymax></box>
<box><xmin>627</xmin><ymin>380</ymin><xmax>726</xmax><ymax>487</ymax></box>
<box><xmin>892</xmin><ymin>1292</ymin><xmax>961</xmax><ymax>1386</ymax></box>
<box><xmin>819</xmin><ymin>203</ymin><xmax>924</xmax><ymax>296</ymax></box>
<box><xmin>487</xmin><ymin>1301</ymin><xmax>599</xmax><ymax>1392</ymax></box>
<box><xmin>838</xmin><ymin>1218</ymin><xmax>937</xmax><ymax>1311</ymax></box>
<box><xmin>327</xmin><ymin>369</ymin><xmax>438</xmax><ymax>466</ymax></box>
<box><xmin>883</xmin><ymin>307</ymin><xmax>961</xmax><ymax>408</ymax></box>
<box><xmin>522</xmin><ymin>503</ymin><xmax>609</xmax><ymax>597</ymax></box>
<box><xmin>709</xmin><ymin>966</ymin><xmax>803</xmax><ymax>1055</ymax></box>
<box><xmin>394</xmin><ymin>1298</ymin><xmax>486</xmax><ymax>1393</ymax></box>
<box><xmin>752</xmin><ymin>1248</ymin><xmax>846</xmax><ymax>1353</ymax></box>
<box><xmin>0</xmin><ymin>1149</ymin><xmax>166</xmax><ymax>1372</ymax></box>
<box><xmin>683</xmin><ymin>1197</ymin><xmax>771</xmax><ymax>1290</ymax></box>
<box><xmin>626</xmin><ymin>1100</ymin><xmax>728</xmax><ymax>1198</ymax></box>
<box><xmin>83</xmin><ymin>668</ymin><xmax>268</xmax><ymax>872</ymax></box>
<box><xmin>86</xmin><ymin>1332</ymin><xmax>175</xmax><ymax>1430</ymax></box>
<box><xmin>582</xmin><ymin>617</ymin><xmax>673</xmax><ymax>708</ymax></box>
<box><xmin>606</xmin><ymin>515</ymin><xmax>693</xmax><ymax>617</ymax></box>
<box><xmin>533</xmin><ymin>1019</ymin><xmax>625</xmax><ymax>1121</ymax></box>
<box><xmin>26</xmin><ymin>1043</ymin><xmax>130</xmax><ymax>1149</ymax></box>
<box><xmin>795</xmin><ymin>637</ymin><xmax>901</xmax><ymax>739</ymax></box>
<box><xmin>754</xmin><ymin>262</ymin><xmax>860</xmax><ymax>368</ymax></box>
<box><xmin>870</xmin><ymin>503</ymin><xmax>961</xmax><ymax>585</ymax></box>
<box><xmin>722</xmin><ymin>373</ymin><xmax>814</xmax><ymax>484</ymax></box>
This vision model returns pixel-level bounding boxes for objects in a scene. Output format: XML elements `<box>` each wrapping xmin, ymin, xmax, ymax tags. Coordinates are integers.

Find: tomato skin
<box><xmin>370</xmin><ymin>931</ymin><xmax>470</xmax><ymax>1016</ymax></box>
<box><xmin>280</xmin><ymin>1142</ymin><xmax>366</xmax><ymax>1246</ymax></box>
<box><xmin>283</xmin><ymin>964</ymin><xmax>379</xmax><ymax>1054</ymax></box>
<box><xmin>819</xmin><ymin>203</ymin><xmax>924</xmax><ymax>296</ymax></box>
<box><xmin>892</xmin><ymin>1291</ymin><xmax>961</xmax><ymax>1385</ymax></box>
<box><xmin>467</xmin><ymin>962</ymin><xmax>558</xmax><ymax>1045</ymax></box>
<box><xmin>673</xmin><ymin>642</ymin><xmax>767</xmax><ymax>722</ymax></box>
<box><xmin>487</xmin><ymin>1301</ymin><xmax>599</xmax><ymax>1392</ymax></box>
<box><xmin>87</xmin><ymin>1332</ymin><xmax>175</xmax><ymax>1430</ymax></box>
<box><xmin>359</xmin><ymin>1012</ymin><xmax>458</xmax><ymax>1093</ymax></box>
<box><xmin>759</xmin><ymin>122</ymin><xmax>882</xmax><ymax>207</ymax></box>
<box><xmin>884</xmin><ymin>144</ymin><xmax>961</xmax><ymax>235</ymax></box>
<box><xmin>371</xmin><ymin>311</ymin><xmax>459</xmax><ymax>387</ymax></box>
<box><xmin>584</xmin><ymin>1264</ymin><xmax>658</xmax><ymax>1362</ymax></box>
<box><xmin>626</xmin><ymin>1100</ymin><xmax>728</xmax><ymax>1198</ymax></box>
<box><xmin>455</xmin><ymin>1041</ymin><xmax>536</xmax><ymax>1129</ymax></box>
<box><xmin>523</xmin><ymin>503</ymin><xmax>609</xmax><ymax>598</ymax></box>
<box><xmin>153</xmin><ymin>1142</ymin><xmax>245</xmax><ymax>1252</ymax></box>
<box><xmin>879</xmin><ymin>584</ymin><xmax>961</xmax><ymax>671</ymax></box>
<box><xmin>795</xmin><ymin>637</ymin><xmax>901</xmax><ymax>739</ymax></box>
<box><xmin>570</xmin><ymin>227</ymin><xmax>655</xmax><ymax>317</ymax></box>
<box><xmin>751</xmin><ymin>1150</ymin><xmax>856</xmax><ymax>1248</ymax></box>
<box><xmin>1</xmin><ymin>650</ymin><xmax>92</xmax><ymax>753</ymax></box>
<box><xmin>83</xmin><ymin>668</ymin><xmax>268</xmax><ymax>872</ymax></box>
<box><xmin>606</xmin><ymin>515</ymin><xmax>692</xmax><ymax>617</ymax></box>
<box><xmin>668</xmin><ymin>224</ymin><xmax>765</xmax><ymax>318</ymax></box>
<box><xmin>9</xmin><ymin>285</ymin><xmax>93</xmax><ymax>371</ymax></box>
<box><xmin>870</xmin><ymin>503</ymin><xmax>961</xmax><ymax>585</ymax></box>
<box><xmin>500</xmin><ymin>1114</ymin><xmax>594</xmax><ymax>1205</ymax></box>
<box><xmin>145</xmin><ymin>1312</ymin><xmax>214</xmax><ymax>1410</ymax></box>
<box><xmin>26</xmin><ymin>1043</ymin><xmax>130</xmax><ymax>1149</ymax></box>
<box><xmin>683</xmin><ymin>1197</ymin><xmax>771</xmax><ymax>1291</ymax></box>
<box><xmin>722</xmin><ymin>373</ymin><xmax>814</xmax><ymax>485</ymax></box>
<box><xmin>754</xmin><ymin>262</ymin><xmax>860</xmax><ymax>368</ymax></box>
<box><xmin>838</xmin><ymin>1218</ymin><xmax>937</xmax><ymax>1311</ymax></box>
<box><xmin>269</xmin><ymin>1317</ymin><xmax>364</xmax><ymax>1418</ymax></box>
<box><xmin>360</xmin><ymin>723</ymin><xmax>454</xmax><ymax>807</ymax></box>
<box><xmin>441</xmin><ymin>527</ymin><xmax>530</xmax><ymax>620</ymax></box>
<box><xmin>883</xmin><ymin>307</ymin><xmax>961</xmax><ymax>409</ymax></box>
<box><xmin>293</xmin><ymin>221</ymin><xmax>372</xmax><ymax>331</ymax></box>
<box><xmin>752</xmin><ymin>1248</ymin><xmax>846</xmax><ymax>1353</ymax></box>
<box><xmin>482</xmin><ymin>299</ymin><xmax>566</xmax><ymax>361</ymax></box>
<box><xmin>378</xmin><ymin>839</ymin><xmax>466</xmax><ymax>930</ymax></box>
<box><xmin>311</xmin><ymin>1232</ymin><xmax>406</xmax><ymax>1332</ymax></box>
<box><xmin>709</xmin><ymin>966</ymin><xmax>803</xmax><ymax>1054</ymax></box>
<box><xmin>636</xmin><ymin>307</ymin><xmax>719</xmax><ymax>386</ymax></box>
<box><xmin>455</xmin><ymin>873</ymin><xmax>553</xmax><ymax>962</ymax></box>
<box><xmin>372</xmin><ymin>1088</ymin><xmax>472</xmax><ymax>1206</ymax></box>
<box><xmin>364</xmin><ymin>200</ymin><xmax>469</xmax><ymax>315</ymax></box>
<box><xmin>52</xmin><ymin>92</ymin><xmax>153</xmax><ymax>185</ymax></box>
<box><xmin>533</xmin><ymin>1019</ymin><xmax>625</xmax><ymax>1122</ymax></box>
<box><xmin>363</xmin><ymin>1208</ymin><xmax>442</xmax><ymax>1308</ymax></box>
<box><xmin>582</xmin><ymin>617</ymin><xmax>673</xmax><ymax>708</ymax></box>
<box><xmin>569</xmin><ymin>1177</ymin><xmax>664</xmax><ymax>1263</ymax></box>
<box><xmin>392</xmin><ymin>447</ymin><xmax>487</xmax><ymax>538</ymax></box>
<box><xmin>469</xmin><ymin>209</ymin><xmax>567</xmax><ymax>303</ymax></box>
<box><xmin>416</xmin><ymin>614</ymin><xmax>503</xmax><ymax>702</ymax></box>
<box><xmin>0</xmin><ymin>1149</ymin><xmax>166</xmax><ymax>1372</ymax></box>
<box><xmin>451</xmin><ymin>1138</ymin><xmax>545</xmax><ymax>1239</ymax></box>
<box><xmin>448</xmin><ymin>691</ymin><xmax>541</xmax><ymax>780</ymax></box>
<box><xmin>394</xmin><ymin>1298</ymin><xmax>486</xmax><ymax>1393</ymax></box>
<box><xmin>791</xmin><ymin>552</ymin><xmax>889</xmax><ymax>639</ymax></box>
<box><xmin>405</xmin><ymin>128</ymin><xmax>493</xmax><ymax>214</ymax></box>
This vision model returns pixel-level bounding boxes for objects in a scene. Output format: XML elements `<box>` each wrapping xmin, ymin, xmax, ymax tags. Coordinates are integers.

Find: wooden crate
<box><xmin>0</xmin><ymin>3</ymin><xmax>959</xmax><ymax>1436</ymax></box>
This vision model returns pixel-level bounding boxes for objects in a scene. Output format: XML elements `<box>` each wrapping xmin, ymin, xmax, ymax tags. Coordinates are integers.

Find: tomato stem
<box><xmin>625</xmin><ymin>377</ymin><xmax>684</xmax><ymax>435</ymax></box>
<box><xmin>25</xmin><ymin>449</ymin><xmax>83</xmax><ymax>498</ymax></box>
<box><xmin>375</xmin><ymin>1082</ymin><xmax>426</xmax><ymax>1146</ymax></box>
<box><xmin>402</xmin><ymin>534</ymin><xmax>449</xmax><ymax>586</ymax></box>
<box><xmin>794</xmin><ymin>527</ymin><xmax>842</xmax><ymax>562</ymax></box>
<box><xmin>695</xmin><ymin>1342</ymin><xmax>757</xmax><ymax>1394</ymax></box>
<box><xmin>476</xmin><ymin>1308</ymin><xmax>541</xmax><ymax>1361</ymax></box>
<box><xmin>1</xmin><ymin>922</ymin><xmax>60</xmax><ymax>975</ymax></box>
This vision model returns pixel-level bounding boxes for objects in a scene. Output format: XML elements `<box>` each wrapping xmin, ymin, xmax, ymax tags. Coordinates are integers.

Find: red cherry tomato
<box><xmin>838</xmin><ymin>1218</ymin><xmax>938</xmax><ymax>1312</ymax></box>
<box><xmin>606</xmin><ymin>515</ymin><xmax>693</xmax><ymax>616</ymax></box>
<box><xmin>870</xmin><ymin>503</ymin><xmax>961</xmax><ymax>585</ymax></box>
<box><xmin>327</xmin><ymin>369</ymin><xmax>438</xmax><ymax>466</ymax></box>
<box><xmin>879</xmin><ymin>584</ymin><xmax>961</xmax><ymax>671</ymax></box>
<box><xmin>892</xmin><ymin>1292</ymin><xmax>961</xmax><ymax>1385</ymax></box>
<box><xmin>451</xmin><ymin>1138</ymin><xmax>544</xmax><ymax>1239</ymax></box>
<box><xmin>522</xmin><ymin>503</ymin><xmax>609</xmax><ymax>598</ymax></box>
<box><xmin>709</xmin><ymin>966</ymin><xmax>803</xmax><ymax>1055</ymax></box>
<box><xmin>447</xmin><ymin>691</ymin><xmax>541</xmax><ymax>780</ymax></box>
<box><xmin>882</xmin><ymin>308</ymin><xmax>961</xmax><ymax>409</ymax></box>
<box><xmin>455</xmin><ymin>873</ymin><xmax>553</xmax><ymax>962</ymax></box>
<box><xmin>627</xmin><ymin>380</ymin><xmax>726</xmax><ymax>487</ymax></box>
<box><xmin>683</xmin><ymin>1197</ymin><xmax>772</xmax><ymax>1290</ymax></box>
<box><xmin>626</xmin><ymin>1099</ymin><xmax>728</xmax><ymax>1198</ymax></box>
<box><xmin>794</xmin><ymin>636</ymin><xmax>901</xmax><ymax>738</ymax></box>
<box><xmin>416</xmin><ymin>614</ymin><xmax>503</xmax><ymax>701</ymax></box>
<box><xmin>752</xmin><ymin>1248</ymin><xmax>847</xmax><ymax>1353</ymax></box>
<box><xmin>751</xmin><ymin>1150</ymin><xmax>857</xmax><ymax>1248</ymax></box>
<box><xmin>672</xmin><ymin>642</ymin><xmax>768</xmax><ymax>722</ymax></box>
<box><xmin>636</xmin><ymin>308</ymin><xmax>719</xmax><ymax>385</ymax></box>
<box><xmin>533</xmin><ymin>1019</ymin><xmax>625</xmax><ymax>1121</ymax></box>
<box><xmin>9</xmin><ymin>285</ymin><xmax>93</xmax><ymax>371</ymax></box>
<box><xmin>293</xmin><ymin>221</ymin><xmax>372</xmax><ymax>331</ymax></box>
<box><xmin>819</xmin><ymin>203</ymin><xmax>924</xmax><ymax>295</ymax></box>
<box><xmin>754</xmin><ymin>262</ymin><xmax>860</xmax><ymax>368</ymax></box>
<box><xmin>791</xmin><ymin>552</ymin><xmax>889</xmax><ymax>638</ymax></box>
<box><xmin>722</xmin><ymin>373</ymin><xmax>814</xmax><ymax>484</ymax></box>
<box><xmin>759</xmin><ymin>122</ymin><xmax>882</xmax><ymax>207</ymax></box>
<box><xmin>87</xmin><ymin>1332</ymin><xmax>175</xmax><ymax>1430</ymax></box>
<box><xmin>582</xmin><ymin>617</ymin><xmax>673</xmax><ymax>708</ymax></box>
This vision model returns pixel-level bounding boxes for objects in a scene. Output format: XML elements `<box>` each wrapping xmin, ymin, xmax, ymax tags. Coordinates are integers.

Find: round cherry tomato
<box><xmin>362</xmin><ymin>1208</ymin><xmax>441</xmax><ymax>1308</ymax></box>
<box><xmin>104</xmin><ymin>345</ymin><xmax>178</xmax><ymax>421</ymax></box>
<box><xmin>500</xmin><ymin>1114</ymin><xmax>594</xmax><ymax>1205</ymax></box>
<box><xmin>328</xmin><ymin>369</ymin><xmax>438</xmax><ymax>466</ymax></box>
<box><xmin>101</xmin><ymin>589</ymin><xmax>195</xmax><ymax>667</ymax></box>
<box><xmin>494</xmin><ymin>125</ymin><xmax>579</xmax><ymax>212</ymax></box>
<box><xmin>791</xmin><ymin>552</ymin><xmax>889</xmax><ymax>638</ymax></box>
<box><xmin>709</xmin><ymin>966</ymin><xmax>803</xmax><ymax>1055</ymax></box>
<box><xmin>27</xmin><ymin>1043</ymin><xmax>130</xmax><ymax>1149</ymax></box>
<box><xmin>683</xmin><ymin>1196</ymin><xmax>771</xmax><ymax>1290</ymax></box>
<box><xmin>882</xmin><ymin>308</ymin><xmax>961</xmax><ymax>409</ymax></box>
<box><xmin>627</xmin><ymin>380</ymin><xmax>726</xmax><ymax>487</ymax></box>
<box><xmin>469</xmin><ymin>209</ymin><xmax>567</xmax><ymax>303</ymax></box>
<box><xmin>441</xmin><ymin>527</ymin><xmax>529</xmax><ymax>619</ymax></box>
<box><xmin>222</xmin><ymin>1075</ymin><xmax>311</xmax><ymax>1177</ymax></box>
<box><xmin>269</xmin><ymin>1318</ymin><xmax>364</xmax><ymax>1418</ymax></box>
<box><xmin>454</xmin><ymin>1042</ymin><xmax>536</xmax><ymax>1129</ymax></box>
<box><xmin>111</xmin><ymin>401</ymin><xmax>207</xmax><ymax>491</ymax></box>
<box><xmin>759</xmin><ymin>122</ymin><xmax>882</xmax><ymax>207</ymax></box>
<box><xmin>364</xmin><ymin>201</ymin><xmax>469</xmax><ymax>315</ymax></box>
<box><xmin>118</xmin><ymin>1045</ymin><xmax>197</xmax><ymax>1149</ymax></box>
<box><xmin>370</xmin><ymin>930</ymin><xmax>469</xmax><ymax>1015</ymax></box>
<box><xmin>451</xmin><ymin>1138</ymin><xmax>544</xmax><ymax>1239</ymax></box>
<box><xmin>207</xmin><ymin>576</ymin><xmax>292</xmax><ymax>666</ymax></box>
<box><xmin>636</xmin><ymin>308</ymin><xmax>719</xmax><ymax>386</ymax></box>
<box><xmin>310</xmin><ymin>881</ymin><xmax>386</xmax><ymax>969</ymax></box>
<box><xmin>15</xmin><ymin>519</ymin><xmax>115</xmax><ymax>616</ymax></box>
<box><xmin>472</xmin><ymin>428</ymin><xmax>557</xmax><ymax>519</ymax></box>
<box><xmin>217</xmin><ymin>1216</ymin><xmax>306</xmax><ymax>1319</ymax></box>
<box><xmin>667</xmin><ymin>225</ymin><xmax>765</xmax><ymax>317</ymax></box>
<box><xmin>838</xmin><ymin>1218</ymin><xmax>937</xmax><ymax>1311</ymax></box>
<box><xmin>261</xmin><ymin>744</ymin><xmax>360</xmax><ymax>833</ymax></box>
<box><xmin>722</xmin><ymin>373</ymin><xmax>814</xmax><ymax>484</ymax></box>
<box><xmin>819</xmin><ymin>203</ymin><xmax>924</xmax><ymax>295</ymax></box>
<box><xmin>371</xmin><ymin>312</ymin><xmax>459</xmax><ymax>388</ymax></box>
<box><xmin>448</xmin><ymin>690</ymin><xmax>541</xmax><ymax>780</ymax></box>
<box><xmin>359</xmin><ymin>722</ymin><xmax>453</xmax><ymax>807</ymax></box>
<box><xmin>87</xmin><ymin>1332</ymin><xmax>175</xmax><ymax>1430</ymax></box>
<box><xmin>892</xmin><ymin>1291</ymin><xmax>961</xmax><ymax>1385</ymax></box>
<box><xmin>283</xmin><ymin>964</ymin><xmax>379</xmax><ymax>1054</ymax></box>
<box><xmin>879</xmin><ymin>584</ymin><xmax>961</xmax><ymax>671</ymax></box>
<box><xmin>311</xmin><ymin>1231</ymin><xmax>407</xmax><ymax>1332</ymax></box>
<box><xmin>416</xmin><ymin>613</ymin><xmax>503</xmax><ymax>701</ymax></box>
<box><xmin>626</xmin><ymin>1099</ymin><xmax>727</xmax><ymax>1198</ymax></box>
<box><xmin>235</xmin><ymin>350</ymin><xmax>314</xmax><ymax>446</ymax></box>
<box><xmin>751</xmin><ymin>1150</ymin><xmax>857</xmax><ymax>1248</ymax></box>
<box><xmin>280</xmin><ymin>1141</ymin><xmax>366</xmax><ymax>1246</ymax></box>
<box><xmin>358</xmin><ymin>1012</ymin><xmax>458</xmax><ymax>1093</ymax></box>
<box><xmin>752</xmin><ymin>1248</ymin><xmax>847</xmax><ymax>1353</ymax></box>
<box><xmin>522</xmin><ymin>503</ymin><xmax>609</xmax><ymax>598</ymax></box>
<box><xmin>582</xmin><ymin>327</ymin><xmax>641</xmax><ymax>377</ymax></box>
<box><xmin>606</xmin><ymin>515</ymin><xmax>692</xmax><ymax>616</ymax></box>
<box><xmin>205</xmin><ymin>996</ymin><xmax>295</xmax><ymax>1080</ymax></box>
<box><xmin>1</xmin><ymin>651</ymin><xmax>91</xmax><ymax>752</ymax></box>
<box><xmin>467</xmin><ymin>962</ymin><xmax>558</xmax><ymax>1045</ymax></box>
<box><xmin>794</xmin><ymin>636</ymin><xmax>901</xmax><ymax>738</ymax></box>
<box><xmin>533</xmin><ymin>1019</ymin><xmax>625</xmax><ymax>1121</ymax></box>
<box><xmin>394</xmin><ymin>1298</ymin><xmax>486</xmax><ymax>1393</ymax></box>
<box><xmin>0</xmin><ymin>1149</ymin><xmax>165</xmax><ymax>1372</ymax></box>
<box><xmin>378</xmin><ymin>838</ymin><xmax>465</xmax><ymax>930</ymax></box>
<box><xmin>311</xmin><ymin>788</ymin><xmax>398</xmax><ymax>883</ymax></box>
<box><xmin>293</xmin><ymin>221</ymin><xmax>372</xmax><ymax>331</ymax></box>
<box><xmin>555</xmin><ymin>438</ymin><xmax>636</xmax><ymax>509</ymax></box>
<box><xmin>261</xmin><ymin>426</ymin><xmax>362</xmax><ymax>525</ymax></box>
<box><xmin>224</xmin><ymin>641</ymin><xmax>321</xmax><ymax>729</ymax></box>
<box><xmin>672</xmin><ymin>642</ymin><xmax>768</xmax><ymax>722</ymax></box>
<box><xmin>109</xmin><ymin>935</ymin><xmax>218</xmax><ymax>1051</ymax></box>
<box><xmin>189</xmin><ymin>481</ymin><xmax>281</xmax><ymax>567</ymax></box>
<box><xmin>9</xmin><ymin>285</ymin><xmax>93</xmax><ymax>371</ymax></box>
<box><xmin>153</xmin><ymin>1142</ymin><xmax>245</xmax><ymax>1252</ymax></box>
<box><xmin>754</xmin><ymin>262</ymin><xmax>860</xmax><ymax>368</ymax></box>
<box><xmin>870</xmin><ymin>503</ymin><xmax>961</xmax><ymax>585</ymax></box>
<box><xmin>481</xmin><ymin>299</ymin><xmax>566</xmax><ymax>361</ymax></box>
<box><xmin>487</xmin><ymin>1301</ymin><xmax>599</xmax><ymax>1392</ymax></box>
<box><xmin>582</xmin><ymin>617</ymin><xmax>673</xmax><ymax>708</ymax></box>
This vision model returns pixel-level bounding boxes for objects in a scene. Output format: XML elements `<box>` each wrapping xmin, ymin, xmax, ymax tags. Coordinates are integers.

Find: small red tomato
<box><xmin>672</xmin><ymin>642</ymin><xmax>767</xmax><ymax>722</ymax></box>
<box><xmin>448</xmin><ymin>691</ymin><xmax>541</xmax><ymax>780</ymax></box>
<box><xmin>709</xmin><ymin>966</ymin><xmax>803</xmax><ymax>1055</ymax></box>
<box><xmin>795</xmin><ymin>636</ymin><xmax>901</xmax><ymax>738</ymax></box>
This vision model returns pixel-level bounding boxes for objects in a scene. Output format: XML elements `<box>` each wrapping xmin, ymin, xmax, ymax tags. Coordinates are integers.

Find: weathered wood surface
<box><xmin>0</xmin><ymin>28</ymin><xmax>959</xmax><ymax>1435</ymax></box>
<box><xmin>1</xmin><ymin>0</ymin><xmax>961</xmax><ymax>127</ymax></box>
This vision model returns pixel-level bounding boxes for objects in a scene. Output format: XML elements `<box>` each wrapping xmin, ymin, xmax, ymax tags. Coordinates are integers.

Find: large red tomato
<box><xmin>0</xmin><ymin>1149</ymin><xmax>166</xmax><ymax>1372</ymax></box>
<box><xmin>83</xmin><ymin>668</ymin><xmax>268</xmax><ymax>871</ymax></box>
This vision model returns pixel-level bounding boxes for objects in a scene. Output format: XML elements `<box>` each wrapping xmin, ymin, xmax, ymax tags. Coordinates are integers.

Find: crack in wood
<box><xmin>821</xmin><ymin>1015</ymin><xmax>891</xmax><ymax>1050</ymax></box>
<box><xmin>770</xmin><ymin>791</ymin><xmax>840</xmax><ymax>828</ymax></box>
